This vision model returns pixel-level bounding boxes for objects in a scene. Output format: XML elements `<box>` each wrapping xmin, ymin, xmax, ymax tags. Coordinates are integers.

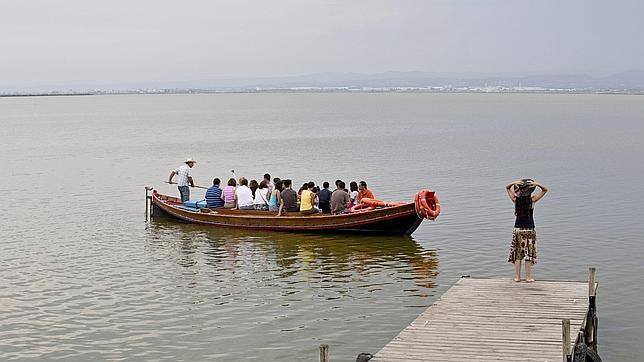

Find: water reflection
<box><xmin>146</xmin><ymin>219</ymin><xmax>439</xmax><ymax>294</ymax></box>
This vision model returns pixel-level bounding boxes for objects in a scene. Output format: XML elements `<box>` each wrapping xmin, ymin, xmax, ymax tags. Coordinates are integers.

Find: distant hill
<box><xmin>3</xmin><ymin>70</ymin><xmax>644</xmax><ymax>94</ymax></box>
<box><xmin>143</xmin><ymin>70</ymin><xmax>644</xmax><ymax>91</ymax></box>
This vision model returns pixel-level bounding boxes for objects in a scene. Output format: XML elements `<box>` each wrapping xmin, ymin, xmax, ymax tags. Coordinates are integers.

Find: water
<box><xmin>1</xmin><ymin>93</ymin><xmax>643</xmax><ymax>361</ymax></box>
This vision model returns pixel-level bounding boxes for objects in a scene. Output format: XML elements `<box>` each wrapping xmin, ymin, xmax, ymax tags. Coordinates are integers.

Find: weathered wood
<box><xmin>319</xmin><ymin>344</ymin><xmax>329</xmax><ymax>362</ymax></box>
<box><xmin>370</xmin><ymin>277</ymin><xmax>591</xmax><ymax>362</ymax></box>
<box><xmin>562</xmin><ymin>319</ymin><xmax>571</xmax><ymax>361</ymax></box>
<box><xmin>588</xmin><ymin>267</ymin><xmax>596</xmax><ymax>296</ymax></box>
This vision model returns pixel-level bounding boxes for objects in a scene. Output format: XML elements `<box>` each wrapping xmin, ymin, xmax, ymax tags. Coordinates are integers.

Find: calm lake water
<box><xmin>1</xmin><ymin>93</ymin><xmax>643</xmax><ymax>361</ymax></box>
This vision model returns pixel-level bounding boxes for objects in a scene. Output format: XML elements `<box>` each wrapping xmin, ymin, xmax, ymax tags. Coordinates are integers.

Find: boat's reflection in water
<box><xmin>146</xmin><ymin>219</ymin><xmax>439</xmax><ymax>295</ymax></box>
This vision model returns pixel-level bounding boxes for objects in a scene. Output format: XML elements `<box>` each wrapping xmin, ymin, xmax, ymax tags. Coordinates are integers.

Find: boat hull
<box><xmin>151</xmin><ymin>191</ymin><xmax>424</xmax><ymax>235</ymax></box>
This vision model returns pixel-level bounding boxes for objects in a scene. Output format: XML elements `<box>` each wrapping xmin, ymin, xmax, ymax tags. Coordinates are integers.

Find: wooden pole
<box><xmin>164</xmin><ymin>181</ymin><xmax>209</xmax><ymax>190</ymax></box>
<box><xmin>588</xmin><ymin>267</ymin><xmax>596</xmax><ymax>296</ymax></box>
<box><xmin>588</xmin><ymin>267</ymin><xmax>597</xmax><ymax>351</ymax></box>
<box><xmin>562</xmin><ymin>319</ymin><xmax>571</xmax><ymax>362</ymax></box>
<box><xmin>145</xmin><ymin>187</ymin><xmax>151</xmax><ymax>220</ymax></box>
<box><xmin>319</xmin><ymin>344</ymin><xmax>329</xmax><ymax>362</ymax></box>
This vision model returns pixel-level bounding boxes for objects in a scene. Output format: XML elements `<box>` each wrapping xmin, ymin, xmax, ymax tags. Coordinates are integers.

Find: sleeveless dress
<box><xmin>508</xmin><ymin>196</ymin><xmax>537</xmax><ymax>263</ymax></box>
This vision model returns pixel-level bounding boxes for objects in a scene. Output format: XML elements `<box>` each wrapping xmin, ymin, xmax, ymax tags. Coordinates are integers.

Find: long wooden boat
<box><xmin>149</xmin><ymin>189</ymin><xmax>439</xmax><ymax>235</ymax></box>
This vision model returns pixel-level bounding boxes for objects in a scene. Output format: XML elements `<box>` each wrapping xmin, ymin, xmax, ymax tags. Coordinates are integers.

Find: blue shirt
<box><xmin>205</xmin><ymin>185</ymin><xmax>224</xmax><ymax>209</ymax></box>
<box><xmin>318</xmin><ymin>188</ymin><xmax>332</xmax><ymax>205</ymax></box>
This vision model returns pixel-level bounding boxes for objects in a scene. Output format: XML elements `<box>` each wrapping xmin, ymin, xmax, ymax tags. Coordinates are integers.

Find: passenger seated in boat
<box><xmin>318</xmin><ymin>182</ymin><xmax>332</xmax><ymax>214</ymax></box>
<box><xmin>358</xmin><ymin>180</ymin><xmax>375</xmax><ymax>202</ymax></box>
<box><xmin>278</xmin><ymin>179</ymin><xmax>299</xmax><ymax>216</ymax></box>
<box><xmin>349</xmin><ymin>181</ymin><xmax>359</xmax><ymax>207</ymax></box>
<box><xmin>205</xmin><ymin>178</ymin><xmax>224</xmax><ymax>209</ymax></box>
<box><xmin>264</xmin><ymin>173</ymin><xmax>274</xmax><ymax>194</ymax></box>
<box><xmin>235</xmin><ymin>177</ymin><xmax>255</xmax><ymax>210</ymax></box>
<box><xmin>249</xmin><ymin>179</ymin><xmax>259</xmax><ymax>199</ymax></box>
<box><xmin>222</xmin><ymin>178</ymin><xmax>237</xmax><ymax>209</ymax></box>
<box><xmin>300</xmin><ymin>182</ymin><xmax>320</xmax><ymax>215</ymax></box>
<box><xmin>254</xmin><ymin>180</ymin><xmax>270</xmax><ymax>211</ymax></box>
<box><xmin>297</xmin><ymin>183</ymin><xmax>308</xmax><ymax>201</ymax></box>
<box><xmin>268</xmin><ymin>180</ymin><xmax>282</xmax><ymax>212</ymax></box>
<box><xmin>331</xmin><ymin>181</ymin><xmax>351</xmax><ymax>215</ymax></box>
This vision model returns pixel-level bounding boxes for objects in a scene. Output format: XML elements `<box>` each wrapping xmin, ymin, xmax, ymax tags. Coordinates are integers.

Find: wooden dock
<box><xmin>367</xmin><ymin>273</ymin><xmax>599</xmax><ymax>362</ymax></box>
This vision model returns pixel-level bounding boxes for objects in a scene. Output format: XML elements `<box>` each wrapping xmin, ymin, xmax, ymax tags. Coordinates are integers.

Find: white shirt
<box><xmin>174</xmin><ymin>164</ymin><xmax>192</xmax><ymax>187</ymax></box>
<box><xmin>350</xmin><ymin>190</ymin><xmax>358</xmax><ymax>203</ymax></box>
<box><xmin>235</xmin><ymin>185</ymin><xmax>254</xmax><ymax>207</ymax></box>
<box><xmin>254</xmin><ymin>187</ymin><xmax>269</xmax><ymax>205</ymax></box>
<box><xmin>267</xmin><ymin>180</ymin><xmax>275</xmax><ymax>195</ymax></box>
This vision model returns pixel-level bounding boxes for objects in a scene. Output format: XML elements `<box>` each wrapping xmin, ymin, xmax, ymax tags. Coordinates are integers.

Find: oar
<box><xmin>165</xmin><ymin>181</ymin><xmax>209</xmax><ymax>190</ymax></box>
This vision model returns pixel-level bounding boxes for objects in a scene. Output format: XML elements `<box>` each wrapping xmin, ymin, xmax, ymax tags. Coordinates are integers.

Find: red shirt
<box><xmin>357</xmin><ymin>188</ymin><xmax>374</xmax><ymax>201</ymax></box>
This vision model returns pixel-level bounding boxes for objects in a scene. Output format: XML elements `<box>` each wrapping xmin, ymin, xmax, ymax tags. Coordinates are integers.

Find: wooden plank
<box><xmin>370</xmin><ymin>278</ymin><xmax>591</xmax><ymax>362</ymax></box>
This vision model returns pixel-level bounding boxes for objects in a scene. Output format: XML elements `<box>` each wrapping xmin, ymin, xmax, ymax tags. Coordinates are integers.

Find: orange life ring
<box><xmin>414</xmin><ymin>189</ymin><xmax>441</xmax><ymax>220</ymax></box>
<box><xmin>350</xmin><ymin>204</ymin><xmax>376</xmax><ymax>213</ymax></box>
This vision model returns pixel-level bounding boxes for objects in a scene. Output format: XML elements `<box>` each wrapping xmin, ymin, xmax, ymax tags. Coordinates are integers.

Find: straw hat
<box><xmin>185</xmin><ymin>158</ymin><xmax>196</xmax><ymax>164</ymax></box>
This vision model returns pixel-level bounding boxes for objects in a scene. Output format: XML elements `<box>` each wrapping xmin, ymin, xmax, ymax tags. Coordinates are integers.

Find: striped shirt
<box><xmin>174</xmin><ymin>164</ymin><xmax>192</xmax><ymax>187</ymax></box>
<box><xmin>205</xmin><ymin>186</ymin><xmax>224</xmax><ymax>209</ymax></box>
<box><xmin>222</xmin><ymin>186</ymin><xmax>236</xmax><ymax>203</ymax></box>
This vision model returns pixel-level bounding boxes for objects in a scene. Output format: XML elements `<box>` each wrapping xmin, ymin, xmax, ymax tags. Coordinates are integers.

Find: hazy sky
<box><xmin>2</xmin><ymin>0</ymin><xmax>643</xmax><ymax>87</ymax></box>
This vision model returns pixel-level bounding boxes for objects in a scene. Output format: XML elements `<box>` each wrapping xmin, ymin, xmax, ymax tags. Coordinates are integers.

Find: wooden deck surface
<box><xmin>371</xmin><ymin>277</ymin><xmax>589</xmax><ymax>362</ymax></box>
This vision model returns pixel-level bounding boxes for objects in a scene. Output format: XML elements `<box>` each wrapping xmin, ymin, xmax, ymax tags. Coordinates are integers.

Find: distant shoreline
<box><xmin>2</xmin><ymin>89</ymin><xmax>643</xmax><ymax>98</ymax></box>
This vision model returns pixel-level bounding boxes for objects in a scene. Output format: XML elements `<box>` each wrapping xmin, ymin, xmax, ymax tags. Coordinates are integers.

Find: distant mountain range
<box><xmin>3</xmin><ymin>70</ymin><xmax>644</xmax><ymax>94</ymax></box>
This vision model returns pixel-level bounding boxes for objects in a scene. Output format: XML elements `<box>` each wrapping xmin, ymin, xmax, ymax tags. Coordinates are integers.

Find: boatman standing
<box><xmin>168</xmin><ymin>158</ymin><xmax>196</xmax><ymax>203</ymax></box>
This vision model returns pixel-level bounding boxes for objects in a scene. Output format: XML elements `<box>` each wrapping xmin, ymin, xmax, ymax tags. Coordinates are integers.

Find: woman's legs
<box><xmin>514</xmin><ymin>260</ymin><xmax>522</xmax><ymax>282</ymax></box>
<box><xmin>525</xmin><ymin>261</ymin><xmax>534</xmax><ymax>282</ymax></box>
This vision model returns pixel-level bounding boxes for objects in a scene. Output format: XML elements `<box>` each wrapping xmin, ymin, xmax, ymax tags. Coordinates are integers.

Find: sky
<box><xmin>1</xmin><ymin>0</ymin><xmax>643</xmax><ymax>89</ymax></box>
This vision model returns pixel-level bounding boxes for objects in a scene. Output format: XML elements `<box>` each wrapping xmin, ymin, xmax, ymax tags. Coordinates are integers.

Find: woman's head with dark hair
<box><xmin>249</xmin><ymin>179</ymin><xmax>258</xmax><ymax>197</ymax></box>
<box><xmin>514</xmin><ymin>178</ymin><xmax>536</xmax><ymax>197</ymax></box>
<box><xmin>259</xmin><ymin>180</ymin><xmax>267</xmax><ymax>189</ymax></box>
<box><xmin>307</xmin><ymin>181</ymin><xmax>315</xmax><ymax>189</ymax></box>
<box><xmin>275</xmin><ymin>180</ymin><xmax>283</xmax><ymax>191</ymax></box>
<box><xmin>350</xmin><ymin>181</ymin><xmax>358</xmax><ymax>192</ymax></box>
<box><xmin>228</xmin><ymin>178</ymin><xmax>237</xmax><ymax>187</ymax></box>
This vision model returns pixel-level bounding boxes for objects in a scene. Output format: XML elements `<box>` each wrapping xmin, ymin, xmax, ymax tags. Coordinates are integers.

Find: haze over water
<box><xmin>1</xmin><ymin>93</ymin><xmax>643</xmax><ymax>361</ymax></box>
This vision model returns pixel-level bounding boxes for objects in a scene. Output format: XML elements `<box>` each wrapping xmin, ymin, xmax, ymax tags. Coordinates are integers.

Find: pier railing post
<box><xmin>587</xmin><ymin>267</ymin><xmax>598</xmax><ymax>352</ymax></box>
<box><xmin>562</xmin><ymin>319</ymin><xmax>571</xmax><ymax>362</ymax></box>
<box><xmin>145</xmin><ymin>187</ymin><xmax>153</xmax><ymax>220</ymax></box>
<box><xmin>319</xmin><ymin>344</ymin><xmax>329</xmax><ymax>362</ymax></box>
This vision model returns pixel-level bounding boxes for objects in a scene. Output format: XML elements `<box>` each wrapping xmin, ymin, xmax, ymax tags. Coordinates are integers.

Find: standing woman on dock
<box><xmin>506</xmin><ymin>179</ymin><xmax>548</xmax><ymax>282</ymax></box>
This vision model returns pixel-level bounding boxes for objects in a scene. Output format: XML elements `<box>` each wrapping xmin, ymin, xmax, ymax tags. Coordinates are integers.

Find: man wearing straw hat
<box><xmin>168</xmin><ymin>158</ymin><xmax>196</xmax><ymax>203</ymax></box>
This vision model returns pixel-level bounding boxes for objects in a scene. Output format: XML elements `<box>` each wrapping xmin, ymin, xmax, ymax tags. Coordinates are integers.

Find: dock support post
<box><xmin>587</xmin><ymin>267</ymin><xmax>598</xmax><ymax>352</ymax></box>
<box><xmin>319</xmin><ymin>344</ymin><xmax>329</xmax><ymax>362</ymax></box>
<box><xmin>145</xmin><ymin>187</ymin><xmax>153</xmax><ymax>220</ymax></box>
<box><xmin>562</xmin><ymin>319</ymin><xmax>571</xmax><ymax>362</ymax></box>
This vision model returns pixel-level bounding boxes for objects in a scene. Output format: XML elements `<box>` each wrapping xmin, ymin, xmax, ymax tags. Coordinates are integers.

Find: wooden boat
<box><xmin>148</xmin><ymin>189</ymin><xmax>440</xmax><ymax>235</ymax></box>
